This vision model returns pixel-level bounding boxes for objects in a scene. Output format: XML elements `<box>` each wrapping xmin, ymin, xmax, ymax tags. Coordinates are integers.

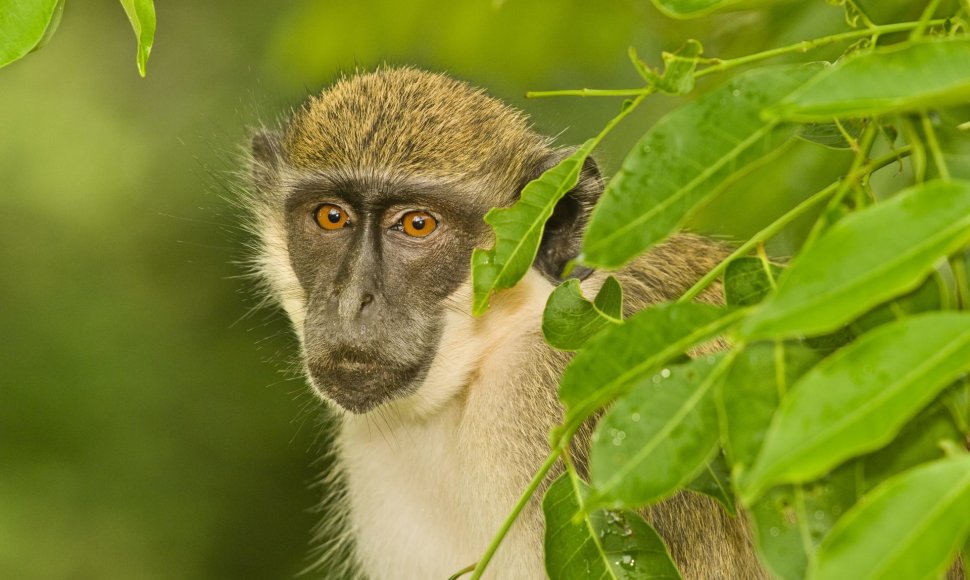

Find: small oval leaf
<box><xmin>544</xmin><ymin>474</ymin><xmax>681</xmax><ymax>580</ymax></box>
<box><xmin>742</xmin><ymin>312</ymin><xmax>970</xmax><ymax>502</ymax></box>
<box><xmin>723</xmin><ymin>257</ymin><xmax>783</xmax><ymax>307</ymax></box>
<box><xmin>741</xmin><ymin>180</ymin><xmax>970</xmax><ymax>340</ymax></box>
<box><xmin>809</xmin><ymin>456</ymin><xmax>970</xmax><ymax>580</ymax></box>
<box><xmin>543</xmin><ymin>276</ymin><xmax>624</xmax><ymax>351</ymax></box>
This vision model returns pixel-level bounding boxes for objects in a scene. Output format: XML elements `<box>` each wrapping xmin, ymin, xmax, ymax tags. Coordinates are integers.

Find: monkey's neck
<box><xmin>336</xmin><ymin>270</ymin><xmax>582</xmax><ymax>579</ymax></box>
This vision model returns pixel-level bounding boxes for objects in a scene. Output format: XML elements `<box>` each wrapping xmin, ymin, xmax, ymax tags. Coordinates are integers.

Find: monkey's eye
<box><xmin>399</xmin><ymin>211</ymin><xmax>438</xmax><ymax>238</ymax></box>
<box><xmin>314</xmin><ymin>204</ymin><xmax>351</xmax><ymax>230</ymax></box>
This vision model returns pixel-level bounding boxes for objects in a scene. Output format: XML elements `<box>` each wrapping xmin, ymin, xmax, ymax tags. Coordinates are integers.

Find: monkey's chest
<box><xmin>338</xmin><ymin>412</ymin><xmax>544</xmax><ymax>579</ymax></box>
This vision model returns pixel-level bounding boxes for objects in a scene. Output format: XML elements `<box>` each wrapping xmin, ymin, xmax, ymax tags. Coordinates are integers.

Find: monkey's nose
<box><xmin>359</xmin><ymin>293</ymin><xmax>374</xmax><ymax>312</ymax></box>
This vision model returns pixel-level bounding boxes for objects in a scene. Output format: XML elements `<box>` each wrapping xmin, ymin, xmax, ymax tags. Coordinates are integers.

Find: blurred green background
<box><xmin>0</xmin><ymin>0</ymin><xmax>931</xmax><ymax>578</ymax></box>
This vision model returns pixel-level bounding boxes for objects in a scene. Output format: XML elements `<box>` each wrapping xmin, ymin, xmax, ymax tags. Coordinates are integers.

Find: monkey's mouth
<box><xmin>306</xmin><ymin>356</ymin><xmax>425</xmax><ymax>414</ymax></box>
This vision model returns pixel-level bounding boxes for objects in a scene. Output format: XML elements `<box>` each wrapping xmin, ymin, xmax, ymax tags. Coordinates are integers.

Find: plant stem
<box><xmin>677</xmin><ymin>145</ymin><xmax>912</xmax><ymax>303</ymax></box>
<box><xmin>527</xmin><ymin>20</ymin><xmax>946</xmax><ymax>99</ymax></box>
<box><xmin>469</xmin><ymin>447</ymin><xmax>562</xmax><ymax>579</ymax></box>
<box><xmin>913</xmin><ymin>0</ymin><xmax>944</xmax><ymax>40</ymax></box>
<box><xmin>448</xmin><ymin>562</ymin><xmax>477</xmax><ymax>580</ymax></box>
<box><xmin>921</xmin><ymin>111</ymin><xmax>951</xmax><ymax>180</ymax></box>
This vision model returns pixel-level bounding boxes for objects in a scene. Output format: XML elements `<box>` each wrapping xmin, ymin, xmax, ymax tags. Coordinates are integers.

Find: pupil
<box><xmin>412</xmin><ymin>217</ymin><xmax>426</xmax><ymax>230</ymax></box>
<box><xmin>327</xmin><ymin>209</ymin><xmax>341</xmax><ymax>224</ymax></box>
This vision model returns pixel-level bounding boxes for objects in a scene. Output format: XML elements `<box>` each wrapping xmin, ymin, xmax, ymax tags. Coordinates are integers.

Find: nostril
<box><xmin>359</xmin><ymin>293</ymin><xmax>374</xmax><ymax>311</ymax></box>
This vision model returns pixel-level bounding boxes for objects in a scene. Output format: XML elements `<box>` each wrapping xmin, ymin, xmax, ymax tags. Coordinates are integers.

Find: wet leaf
<box><xmin>719</xmin><ymin>342</ymin><xmax>822</xmax><ymax>478</ymax></box>
<box><xmin>544</xmin><ymin>474</ymin><xmax>681</xmax><ymax>580</ymax></box>
<box><xmin>543</xmin><ymin>276</ymin><xmax>623</xmax><ymax>351</ymax></box>
<box><xmin>768</xmin><ymin>38</ymin><xmax>970</xmax><ymax>122</ymax></box>
<box><xmin>810</xmin><ymin>456</ymin><xmax>970</xmax><ymax>580</ymax></box>
<box><xmin>588</xmin><ymin>356</ymin><xmax>725</xmax><ymax>509</ymax></box>
<box><xmin>581</xmin><ymin>64</ymin><xmax>822</xmax><ymax>269</ymax></box>
<box><xmin>749</xmin><ymin>464</ymin><xmax>860</xmax><ymax>580</ymax></box>
<box><xmin>472</xmin><ymin>140</ymin><xmax>596</xmax><ymax>316</ymax></box>
<box><xmin>559</xmin><ymin>303</ymin><xmax>739</xmax><ymax>427</ymax></box>
<box><xmin>741</xmin><ymin>313</ymin><xmax>970</xmax><ymax>502</ymax></box>
<box><xmin>741</xmin><ymin>180</ymin><xmax>970</xmax><ymax>340</ymax></box>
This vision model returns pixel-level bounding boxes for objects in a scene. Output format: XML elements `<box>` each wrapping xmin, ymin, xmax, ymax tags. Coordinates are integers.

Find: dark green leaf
<box><xmin>581</xmin><ymin>64</ymin><xmax>823</xmax><ymax>269</ymax></box>
<box><xmin>749</xmin><ymin>464</ymin><xmax>860</xmax><ymax>580</ymax></box>
<box><xmin>723</xmin><ymin>257</ymin><xmax>783</xmax><ymax>307</ymax></box>
<box><xmin>472</xmin><ymin>140</ymin><xmax>596</xmax><ymax>316</ymax></box>
<box><xmin>719</xmin><ymin>342</ymin><xmax>822</xmax><ymax>478</ymax></box>
<box><xmin>685</xmin><ymin>452</ymin><xmax>736</xmax><ymax>516</ymax></box>
<box><xmin>797</xmin><ymin>119</ymin><xmax>867</xmax><ymax>150</ymax></box>
<box><xmin>862</xmin><ymin>402</ymin><xmax>962</xmax><ymax>492</ymax></box>
<box><xmin>0</xmin><ymin>0</ymin><xmax>62</xmax><ymax>69</ymax></box>
<box><xmin>810</xmin><ymin>456</ymin><xmax>970</xmax><ymax>580</ymax></box>
<box><xmin>768</xmin><ymin>38</ymin><xmax>970</xmax><ymax>122</ymax></box>
<box><xmin>544</xmin><ymin>475</ymin><xmax>681</xmax><ymax>580</ymax></box>
<box><xmin>559</xmin><ymin>303</ymin><xmax>739</xmax><ymax>426</ymax></box>
<box><xmin>588</xmin><ymin>356</ymin><xmax>725</xmax><ymax>509</ymax></box>
<box><xmin>849</xmin><ymin>270</ymin><xmax>949</xmax><ymax>335</ymax></box>
<box><xmin>741</xmin><ymin>313</ymin><xmax>970</xmax><ymax>502</ymax></box>
<box><xmin>119</xmin><ymin>0</ymin><xmax>156</xmax><ymax>77</ymax></box>
<box><xmin>543</xmin><ymin>276</ymin><xmax>623</xmax><ymax>351</ymax></box>
<box><xmin>741</xmin><ymin>180</ymin><xmax>970</xmax><ymax>340</ymax></box>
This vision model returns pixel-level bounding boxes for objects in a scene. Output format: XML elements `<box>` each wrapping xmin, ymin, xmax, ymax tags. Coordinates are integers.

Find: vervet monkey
<box><xmin>245</xmin><ymin>67</ymin><xmax>764</xmax><ymax>579</ymax></box>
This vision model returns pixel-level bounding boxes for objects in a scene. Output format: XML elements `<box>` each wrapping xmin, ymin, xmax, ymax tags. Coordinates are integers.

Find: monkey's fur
<box><xmin>245</xmin><ymin>67</ymin><xmax>766</xmax><ymax>578</ymax></box>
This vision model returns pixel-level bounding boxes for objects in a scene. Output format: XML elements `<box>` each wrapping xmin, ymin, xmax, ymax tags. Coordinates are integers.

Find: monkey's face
<box><xmin>283</xmin><ymin>173</ymin><xmax>493</xmax><ymax>413</ymax></box>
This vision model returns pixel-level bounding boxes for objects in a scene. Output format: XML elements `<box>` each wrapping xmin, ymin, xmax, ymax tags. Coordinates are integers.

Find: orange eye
<box><xmin>314</xmin><ymin>204</ymin><xmax>350</xmax><ymax>230</ymax></box>
<box><xmin>400</xmin><ymin>211</ymin><xmax>438</xmax><ymax>237</ymax></box>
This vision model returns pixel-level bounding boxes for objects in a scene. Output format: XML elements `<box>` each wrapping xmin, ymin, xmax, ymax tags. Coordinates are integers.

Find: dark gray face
<box><xmin>284</xmin><ymin>171</ymin><xmax>493</xmax><ymax>413</ymax></box>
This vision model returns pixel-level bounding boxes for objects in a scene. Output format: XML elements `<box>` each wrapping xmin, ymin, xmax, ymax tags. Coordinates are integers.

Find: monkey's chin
<box><xmin>307</xmin><ymin>362</ymin><xmax>423</xmax><ymax>415</ymax></box>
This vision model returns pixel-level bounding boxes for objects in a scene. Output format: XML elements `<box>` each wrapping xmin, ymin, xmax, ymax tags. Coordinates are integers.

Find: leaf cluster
<box><xmin>466</xmin><ymin>1</ymin><xmax>970</xmax><ymax>578</ymax></box>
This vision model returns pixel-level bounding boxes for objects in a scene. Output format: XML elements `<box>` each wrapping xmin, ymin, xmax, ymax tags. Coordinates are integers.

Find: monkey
<box><xmin>243</xmin><ymin>66</ymin><xmax>767</xmax><ymax>579</ymax></box>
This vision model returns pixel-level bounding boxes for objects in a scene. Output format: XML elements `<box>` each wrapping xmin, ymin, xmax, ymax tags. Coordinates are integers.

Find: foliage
<box><xmin>467</xmin><ymin>1</ymin><xmax>970</xmax><ymax>578</ymax></box>
<box><xmin>0</xmin><ymin>0</ymin><xmax>155</xmax><ymax>75</ymax></box>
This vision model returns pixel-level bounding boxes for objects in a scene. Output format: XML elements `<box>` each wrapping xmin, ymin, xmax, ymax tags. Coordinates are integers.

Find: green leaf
<box><xmin>587</xmin><ymin>356</ymin><xmax>725</xmax><ymax>509</ymax></box>
<box><xmin>472</xmin><ymin>140</ymin><xmax>596</xmax><ymax>316</ymax></box>
<box><xmin>581</xmin><ymin>64</ymin><xmax>823</xmax><ymax>269</ymax></box>
<box><xmin>544</xmin><ymin>475</ymin><xmax>681</xmax><ymax>580</ymax></box>
<box><xmin>542</xmin><ymin>276</ymin><xmax>623</xmax><ymax>351</ymax></box>
<box><xmin>741</xmin><ymin>313</ymin><xmax>970</xmax><ymax>502</ymax></box>
<box><xmin>723</xmin><ymin>257</ymin><xmax>783</xmax><ymax>307</ymax></box>
<box><xmin>685</xmin><ymin>452</ymin><xmax>736</xmax><ymax>516</ymax></box>
<box><xmin>797</xmin><ymin>119</ymin><xmax>867</xmax><ymax>150</ymax></box>
<box><xmin>749</xmin><ymin>464</ymin><xmax>860</xmax><ymax>580</ymax></box>
<box><xmin>768</xmin><ymin>38</ymin><xmax>970</xmax><ymax>122</ymax></box>
<box><xmin>861</xmin><ymin>402</ymin><xmax>962</xmax><ymax>492</ymax></box>
<box><xmin>558</xmin><ymin>303</ymin><xmax>739</xmax><ymax>427</ymax></box>
<box><xmin>809</xmin><ymin>456</ymin><xmax>970</xmax><ymax>580</ymax></box>
<box><xmin>119</xmin><ymin>0</ymin><xmax>156</xmax><ymax>77</ymax></box>
<box><xmin>849</xmin><ymin>270</ymin><xmax>949</xmax><ymax>336</ymax></box>
<box><xmin>719</xmin><ymin>342</ymin><xmax>822</xmax><ymax>478</ymax></box>
<box><xmin>741</xmin><ymin>180</ymin><xmax>970</xmax><ymax>340</ymax></box>
<box><xmin>0</xmin><ymin>0</ymin><xmax>62</xmax><ymax>69</ymax></box>
<box><xmin>656</xmin><ymin>40</ymin><xmax>702</xmax><ymax>95</ymax></box>
<box><xmin>649</xmin><ymin>0</ymin><xmax>780</xmax><ymax>19</ymax></box>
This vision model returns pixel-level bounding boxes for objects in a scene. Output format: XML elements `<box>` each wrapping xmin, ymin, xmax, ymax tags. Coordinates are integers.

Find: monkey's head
<box><xmin>247</xmin><ymin>67</ymin><xmax>601</xmax><ymax>415</ymax></box>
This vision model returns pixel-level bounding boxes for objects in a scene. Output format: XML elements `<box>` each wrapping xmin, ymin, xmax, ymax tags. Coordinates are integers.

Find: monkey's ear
<box><xmin>249</xmin><ymin>129</ymin><xmax>284</xmax><ymax>191</ymax></box>
<box><xmin>533</xmin><ymin>152</ymin><xmax>603</xmax><ymax>281</ymax></box>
